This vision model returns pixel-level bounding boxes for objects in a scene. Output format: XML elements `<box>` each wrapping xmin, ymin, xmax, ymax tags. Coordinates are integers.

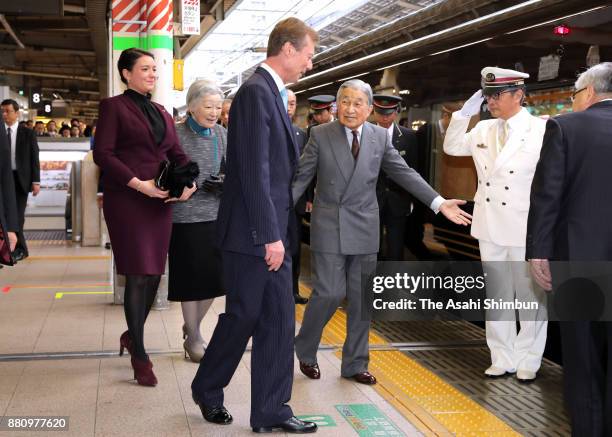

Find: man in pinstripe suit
<box><xmin>191</xmin><ymin>18</ymin><xmax>319</xmax><ymax>434</ymax></box>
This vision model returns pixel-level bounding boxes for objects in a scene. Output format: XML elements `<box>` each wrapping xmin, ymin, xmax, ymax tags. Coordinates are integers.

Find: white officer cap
<box><xmin>481</xmin><ymin>67</ymin><xmax>529</xmax><ymax>96</ymax></box>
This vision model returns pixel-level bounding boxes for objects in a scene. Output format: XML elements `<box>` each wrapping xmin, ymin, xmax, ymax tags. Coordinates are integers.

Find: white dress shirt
<box><xmin>5</xmin><ymin>121</ymin><xmax>18</xmax><ymax>170</ymax></box>
<box><xmin>386</xmin><ymin>124</ymin><xmax>394</xmax><ymax>144</ymax></box>
<box><xmin>260</xmin><ymin>62</ymin><xmax>285</xmax><ymax>93</ymax></box>
<box><xmin>343</xmin><ymin>125</ymin><xmax>363</xmax><ymax>150</ymax></box>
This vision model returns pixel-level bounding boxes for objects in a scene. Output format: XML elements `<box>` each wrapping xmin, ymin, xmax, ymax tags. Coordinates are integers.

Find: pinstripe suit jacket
<box><xmin>216</xmin><ymin>67</ymin><xmax>298</xmax><ymax>257</ymax></box>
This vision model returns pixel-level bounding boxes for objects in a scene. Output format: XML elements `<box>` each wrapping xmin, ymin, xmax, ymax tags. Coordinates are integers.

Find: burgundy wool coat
<box><xmin>93</xmin><ymin>94</ymin><xmax>188</xmax><ymax>275</ymax></box>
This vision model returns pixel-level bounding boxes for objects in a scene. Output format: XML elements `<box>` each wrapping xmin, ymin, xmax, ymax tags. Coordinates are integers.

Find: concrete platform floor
<box><xmin>0</xmin><ymin>243</ymin><xmax>421</xmax><ymax>437</ymax></box>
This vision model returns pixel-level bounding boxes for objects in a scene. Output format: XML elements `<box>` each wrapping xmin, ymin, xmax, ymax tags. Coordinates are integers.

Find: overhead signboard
<box><xmin>538</xmin><ymin>54</ymin><xmax>561</xmax><ymax>81</ymax></box>
<box><xmin>0</xmin><ymin>0</ymin><xmax>63</xmax><ymax>15</ymax></box>
<box><xmin>30</xmin><ymin>88</ymin><xmax>43</xmax><ymax>109</ymax></box>
<box><xmin>181</xmin><ymin>0</ymin><xmax>200</xmax><ymax>35</ymax></box>
<box><xmin>42</xmin><ymin>100</ymin><xmax>53</xmax><ymax>115</ymax></box>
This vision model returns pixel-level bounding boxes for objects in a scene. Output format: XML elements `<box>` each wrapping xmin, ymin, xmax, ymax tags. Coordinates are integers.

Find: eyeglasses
<box><xmin>570</xmin><ymin>87</ymin><xmax>586</xmax><ymax>102</ymax></box>
<box><xmin>484</xmin><ymin>90</ymin><xmax>513</xmax><ymax>101</ymax></box>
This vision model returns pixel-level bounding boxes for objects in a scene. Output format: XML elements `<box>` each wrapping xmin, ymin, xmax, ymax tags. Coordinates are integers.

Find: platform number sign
<box><xmin>30</xmin><ymin>88</ymin><xmax>43</xmax><ymax>109</ymax></box>
<box><xmin>42</xmin><ymin>100</ymin><xmax>53</xmax><ymax>115</ymax></box>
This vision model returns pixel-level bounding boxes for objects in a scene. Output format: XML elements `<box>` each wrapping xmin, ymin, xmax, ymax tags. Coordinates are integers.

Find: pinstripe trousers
<box><xmin>191</xmin><ymin>251</ymin><xmax>295</xmax><ymax>427</ymax></box>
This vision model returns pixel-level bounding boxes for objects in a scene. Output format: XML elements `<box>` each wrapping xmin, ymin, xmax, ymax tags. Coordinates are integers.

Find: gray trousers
<box><xmin>295</xmin><ymin>251</ymin><xmax>376</xmax><ymax>377</ymax></box>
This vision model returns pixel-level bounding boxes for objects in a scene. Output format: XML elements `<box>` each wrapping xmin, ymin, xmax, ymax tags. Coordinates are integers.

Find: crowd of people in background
<box><xmin>17</xmin><ymin>117</ymin><xmax>94</xmax><ymax>138</ymax></box>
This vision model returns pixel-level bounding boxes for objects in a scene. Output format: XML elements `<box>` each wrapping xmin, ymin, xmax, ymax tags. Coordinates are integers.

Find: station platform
<box><xmin>0</xmin><ymin>234</ymin><xmax>569</xmax><ymax>436</ymax></box>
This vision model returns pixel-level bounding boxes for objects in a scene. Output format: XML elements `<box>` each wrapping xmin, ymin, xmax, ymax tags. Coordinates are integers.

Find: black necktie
<box><xmin>7</xmin><ymin>126</ymin><xmax>11</xmax><ymax>145</ymax></box>
<box><xmin>351</xmin><ymin>130</ymin><xmax>360</xmax><ymax>161</ymax></box>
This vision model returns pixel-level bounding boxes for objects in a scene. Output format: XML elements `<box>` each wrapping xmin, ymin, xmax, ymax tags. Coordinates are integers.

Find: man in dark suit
<box><xmin>373</xmin><ymin>94</ymin><xmax>431</xmax><ymax>260</ymax></box>
<box><xmin>0</xmin><ymin>121</ymin><xmax>19</xmax><ymax>262</ymax></box>
<box><xmin>191</xmin><ymin>18</ymin><xmax>319</xmax><ymax>434</ymax></box>
<box><xmin>287</xmin><ymin>89</ymin><xmax>309</xmax><ymax>304</ymax></box>
<box><xmin>527</xmin><ymin>62</ymin><xmax>612</xmax><ymax>436</ymax></box>
<box><xmin>1</xmin><ymin>99</ymin><xmax>40</xmax><ymax>260</ymax></box>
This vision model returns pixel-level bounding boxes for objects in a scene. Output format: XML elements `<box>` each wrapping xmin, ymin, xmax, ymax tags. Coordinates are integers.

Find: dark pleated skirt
<box><xmin>168</xmin><ymin>221</ymin><xmax>225</xmax><ymax>301</ymax></box>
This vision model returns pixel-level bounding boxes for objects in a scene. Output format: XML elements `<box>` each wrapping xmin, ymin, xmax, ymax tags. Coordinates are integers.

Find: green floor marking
<box><xmin>296</xmin><ymin>414</ymin><xmax>337</xmax><ymax>427</ymax></box>
<box><xmin>336</xmin><ymin>404</ymin><xmax>406</xmax><ymax>436</ymax></box>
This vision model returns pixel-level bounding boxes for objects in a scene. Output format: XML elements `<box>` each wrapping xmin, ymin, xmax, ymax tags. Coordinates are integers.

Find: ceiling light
<box><xmin>308</xmin><ymin>81</ymin><xmax>334</xmax><ymax>91</ymax></box>
<box><xmin>337</xmin><ymin>72</ymin><xmax>371</xmax><ymax>82</ymax></box>
<box><xmin>428</xmin><ymin>37</ymin><xmax>492</xmax><ymax>57</ymax></box>
<box><xmin>376</xmin><ymin>58</ymin><xmax>421</xmax><ymax>71</ymax></box>
<box><xmin>553</xmin><ymin>24</ymin><xmax>570</xmax><ymax>36</ymax></box>
<box><xmin>504</xmin><ymin>6</ymin><xmax>605</xmax><ymax>35</ymax></box>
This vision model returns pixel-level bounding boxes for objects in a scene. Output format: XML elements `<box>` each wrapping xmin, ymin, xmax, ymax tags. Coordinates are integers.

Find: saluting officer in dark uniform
<box><xmin>373</xmin><ymin>94</ymin><xmax>429</xmax><ymax>260</ymax></box>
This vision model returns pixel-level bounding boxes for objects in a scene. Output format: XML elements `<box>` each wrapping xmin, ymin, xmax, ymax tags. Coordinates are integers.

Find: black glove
<box><xmin>202</xmin><ymin>174</ymin><xmax>224</xmax><ymax>194</ymax></box>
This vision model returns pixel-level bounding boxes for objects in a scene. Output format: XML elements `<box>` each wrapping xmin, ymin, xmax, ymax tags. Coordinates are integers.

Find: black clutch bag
<box><xmin>155</xmin><ymin>160</ymin><xmax>200</xmax><ymax>198</ymax></box>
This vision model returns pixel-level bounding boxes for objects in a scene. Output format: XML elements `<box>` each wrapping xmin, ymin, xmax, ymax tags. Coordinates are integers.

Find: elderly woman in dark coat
<box><xmin>168</xmin><ymin>80</ymin><xmax>227</xmax><ymax>362</ymax></box>
<box><xmin>94</xmin><ymin>48</ymin><xmax>196</xmax><ymax>386</ymax></box>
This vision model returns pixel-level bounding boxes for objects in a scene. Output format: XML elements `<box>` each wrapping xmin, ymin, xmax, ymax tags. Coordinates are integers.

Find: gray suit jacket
<box><xmin>293</xmin><ymin>120</ymin><xmax>438</xmax><ymax>255</ymax></box>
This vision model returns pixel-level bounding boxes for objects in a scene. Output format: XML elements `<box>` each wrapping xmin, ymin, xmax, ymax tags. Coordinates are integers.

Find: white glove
<box><xmin>460</xmin><ymin>90</ymin><xmax>484</xmax><ymax>118</ymax></box>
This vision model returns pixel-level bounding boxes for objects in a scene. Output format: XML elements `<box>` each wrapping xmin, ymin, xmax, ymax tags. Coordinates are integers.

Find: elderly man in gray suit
<box><xmin>292</xmin><ymin>79</ymin><xmax>472</xmax><ymax>384</ymax></box>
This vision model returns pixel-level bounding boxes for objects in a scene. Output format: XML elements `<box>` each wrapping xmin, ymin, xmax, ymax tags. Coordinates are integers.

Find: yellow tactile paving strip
<box><xmin>27</xmin><ymin>240</ymin><xmax>67</xmax><ymax>246</ymax></box>
<box><xmin>296</xmin><ymin>284</ymin><xmax>520</xmax><ymax>437</ymax></box>
<box><xmin>25</xmin><ymin>255</ymin><xmax>111</xmax><ymax>261</ymax></box>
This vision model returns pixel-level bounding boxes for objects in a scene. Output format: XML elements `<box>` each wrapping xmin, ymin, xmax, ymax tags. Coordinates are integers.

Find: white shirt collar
<box><xmin>5</xmin><ymin>121</ymin><xmax>18</xmax><ymax>130</ymax></box>
<box><xmin>386</xmin><ymin>123</ymin><xmax>394</xmax><ymax>138</ymax></box>
<box><xmin>344</xmin><ymin>124</ymin><xmax>364</xmax><ymax>138</ymax></box>
<box><xmin>501</xmin><ymin>107</ymin><xmax>528</xmax><ymax>131</ymax></box>
<box><xmin>343</xmin><ymin>123</ymin><xmax>364</xmax><ymax>149</ymax></box>
<box><xmin>260</xmin><ymin>62</ymin><xmax>285</xmax><ymax>93</ymax></box>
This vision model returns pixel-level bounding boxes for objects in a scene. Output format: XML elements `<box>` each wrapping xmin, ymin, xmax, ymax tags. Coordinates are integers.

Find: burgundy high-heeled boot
<box><xmin>130</xmin><ymin>356</ymin><xmax>158</xmax><ymax>387</ymax></box>
<box><xmin>119</xmin><ymin>330</ymin><xmax>134</xmax><ymax>356</ymax></box>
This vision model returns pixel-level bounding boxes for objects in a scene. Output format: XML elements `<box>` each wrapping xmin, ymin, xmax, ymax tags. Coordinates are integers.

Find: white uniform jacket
<box><xmin>443</xmin><ymin>108</ymin><xmax>546</xmax><ymax>247</ymax></box>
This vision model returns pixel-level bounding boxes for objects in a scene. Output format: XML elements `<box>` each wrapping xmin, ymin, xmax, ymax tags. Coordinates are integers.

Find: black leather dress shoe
<box><xmin>12</xmin><ymin>250</ymin><xmax>25</xmax><ymax>261</ymax></box>
<box><xmin>294</xmin><ymin>294</ymin><xmax>309</xmax><ymax>304</ymax></box>
<box><xmin>299</xmin><ymin>361</ymin><xmax>320</xmax><ymax>379</ymax></box>
<box><xmin>192</xmin><ymin>393</ymin><xmax>232</xmax><ymax>425</ymax></box>
<box><xmin>348</xmin><ymin>371</ymin><xmax>377</xmax><ymax>385</ymax></box>
<box><xmin>252</xmin><ymin>416</ymin><xmax>317</xmax><ymax>433</ymax></box>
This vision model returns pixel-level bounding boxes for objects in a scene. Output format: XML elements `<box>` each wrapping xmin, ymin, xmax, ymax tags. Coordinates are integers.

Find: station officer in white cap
<box><xmin>443</xmin><ymin>67</ymin><xmax>548</xmax><ymax>382</ymax></box>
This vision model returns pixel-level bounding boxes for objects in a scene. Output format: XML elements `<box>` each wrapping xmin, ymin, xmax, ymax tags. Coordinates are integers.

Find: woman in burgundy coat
<box><xmin>94</xmin><ymin>48</ymin><xmax>195</xmax><ymax>386</ymax></box>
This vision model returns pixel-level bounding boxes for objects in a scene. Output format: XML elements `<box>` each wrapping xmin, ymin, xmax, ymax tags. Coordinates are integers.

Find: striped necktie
<box><xmin>351</xmin><ymin>130</ymin><xmax>360</xmax><ymax>161</ymax></box>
